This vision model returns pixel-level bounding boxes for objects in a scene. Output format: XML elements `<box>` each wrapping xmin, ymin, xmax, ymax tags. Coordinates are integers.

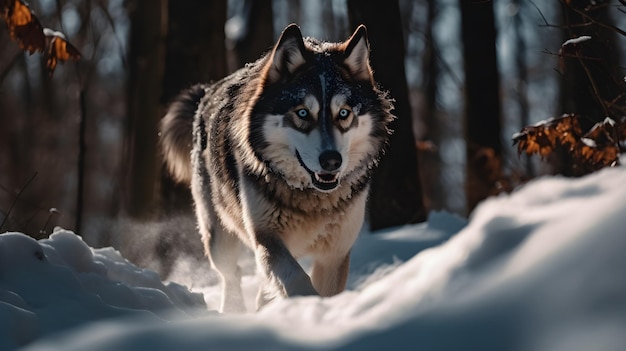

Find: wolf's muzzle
<box><xmin>295</xmin><ymin>150</ymin><xmax>340</xmax><ymax>191</ymax></box>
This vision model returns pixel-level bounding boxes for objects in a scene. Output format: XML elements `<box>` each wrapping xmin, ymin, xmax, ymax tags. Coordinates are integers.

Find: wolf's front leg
<box><xmin>254</xmin><ymin>233</ymin><xmax>318</xmax><ymax>309</ymax></box>
<box><xmin>311</xmin><ymin>252</ymin><xmax>350</xmax><ymax>296</ymax></box>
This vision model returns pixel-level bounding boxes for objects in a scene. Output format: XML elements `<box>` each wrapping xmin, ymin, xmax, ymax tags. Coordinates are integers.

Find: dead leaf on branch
<box><xmin>43</xmin><ymin>28</ymin><xmax>81</xmax><ymax>75</ymax></box>
<box><xmin>513</xmin><ymin>114</ymin><xmax>625</xmax><ymax>176</ymax></box>
<box><xmin>0</xmin><ymin>0</ymin><xmax>45</xmax><ymax>53</ymax></box>
<box><xmin>576</xmin><ymin>117</ymin><xmax>621</xmax><ymax>170</ymax></box>
<box><xmin>512</xmin><ymin>114</ymin><xmax>583</xmax><ymax>158</ymax></box>
<box><xmin>1</xmin><ymin>0</ymin><xmax>81</xmax><ymax>75</ymax></box>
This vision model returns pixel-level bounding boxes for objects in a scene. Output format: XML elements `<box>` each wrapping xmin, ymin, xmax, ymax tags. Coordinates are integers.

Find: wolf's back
<box><xmin>159</xmin><ymin>84</ymin><xmax>207</xmax><ymax>184</ymax></box>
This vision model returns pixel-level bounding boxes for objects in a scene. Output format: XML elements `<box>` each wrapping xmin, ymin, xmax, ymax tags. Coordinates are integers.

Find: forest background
<box><xmin>1</xmin><ymin>0</ymin><xmax>624</xmax><ymax>262</ymax></box>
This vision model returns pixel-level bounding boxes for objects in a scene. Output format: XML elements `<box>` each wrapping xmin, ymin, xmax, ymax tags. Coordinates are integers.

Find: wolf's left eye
<box><xmin>296</xmin><ymin>109</ymin><xmax>309</xmax><ymax>119</ymax></box>
<box><xmin>338</xmin><ymin>108</ymin><xmax>351</xmax><ymax>120</ymax></box>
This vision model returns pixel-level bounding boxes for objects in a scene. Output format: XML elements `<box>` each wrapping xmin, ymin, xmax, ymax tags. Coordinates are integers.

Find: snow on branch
<box><xmin>562</xmin><ymin>35</ymin><xmax>592</xmax><ymax>47</ymax></box>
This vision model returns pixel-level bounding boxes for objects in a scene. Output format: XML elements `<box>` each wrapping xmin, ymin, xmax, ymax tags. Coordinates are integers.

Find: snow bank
<box><xmin>0</xmin><ymin>229</ymin><xmax>206</xmax><ymax>350</ymax></box>
<box><xmin>2</xmin><ymin>165</ymin><xmax>626</xmax><ymax>351</ymax></box>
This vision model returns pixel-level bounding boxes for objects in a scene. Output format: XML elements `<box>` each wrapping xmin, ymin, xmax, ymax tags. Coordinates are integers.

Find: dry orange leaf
<box><xmin>1</xmin><ymin>0</ymin><xmax>45</xmax><ymax>54</ymax></box>
<box><xmin>514</xmin><ymin>114</ymin><xmax>623</xmax><ymax>176</ymax></box>
<box><xmin>43</xmin><ymin>28</ymin><xmax>81</xmax><ymax>75</ymax></box>
<box><xmin>1</xmin><ymin>0</ymin><xmax>81</xmax><ymax>75</ymax></box>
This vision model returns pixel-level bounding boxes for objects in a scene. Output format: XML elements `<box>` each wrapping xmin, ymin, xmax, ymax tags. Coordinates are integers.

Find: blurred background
<box><xmin>1</xmin><ymin>0</ymin><xmax>624</xmax><ymax>265</ymax></box>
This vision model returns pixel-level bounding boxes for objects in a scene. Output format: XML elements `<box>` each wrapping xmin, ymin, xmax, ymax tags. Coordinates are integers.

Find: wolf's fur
<box><xmin>160</xmin><ymin>24</ymin><xmax>394</xmax><ymax>312</ymax></box>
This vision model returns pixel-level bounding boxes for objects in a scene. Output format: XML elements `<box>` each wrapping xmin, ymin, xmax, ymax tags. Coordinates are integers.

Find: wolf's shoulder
<box><xmin>196</xmin><ymin>60</ymin><xmax>266</xmax><ymax>119</ymax></box>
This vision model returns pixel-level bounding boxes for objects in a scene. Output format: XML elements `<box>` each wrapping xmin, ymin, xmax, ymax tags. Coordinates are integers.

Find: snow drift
<box><xmin>1</xmin><ymin>166</ymin><xmax>625</xmax><ymax>351</ymax></box>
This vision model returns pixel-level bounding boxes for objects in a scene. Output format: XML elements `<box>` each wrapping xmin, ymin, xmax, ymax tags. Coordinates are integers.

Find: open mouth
<box><xmin>295</xmin><ymin>150</ymin><xmax>340</xmax><ymax>191</ymax></box>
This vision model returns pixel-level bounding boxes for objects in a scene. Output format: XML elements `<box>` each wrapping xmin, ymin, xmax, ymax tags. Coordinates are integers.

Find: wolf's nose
<box><xmin>319</xmin><ymin>150</ymin><xmax>342</xmax><ymax>171</ymax></box>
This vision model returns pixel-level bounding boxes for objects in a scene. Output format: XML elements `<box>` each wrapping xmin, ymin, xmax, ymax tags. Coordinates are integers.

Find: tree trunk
<box><xmin>160</xmin><ymin>0</ymin><xmax>228</xmax><ymax>214</ymax></box>
<box><xmin>459</xmin><ymin>0</ymin><xmax>503</xmax><ymax>214</ymax></box>
<box><xmin>512</xmin><ymin>0</ymin><xmax>533</xmax><ymax>177</ymax></box>
<box><xmin>125</xmin><ymin>0</ymin><xmax>167</xmax><ymax>218</ymax></box>
<box><xmin>347</xmin><ymin>0</ymin><xmax>427</xmax><ymax>230</ymax></box>
<box><xmin>162</xmin><ymin>0</ymin><xmax>227</xmax><ymax>103</ymax></box>
<box><xmin>418</xmin><ymin>0</ymin><xmax>445</xmax><ymax>211</ymax></box>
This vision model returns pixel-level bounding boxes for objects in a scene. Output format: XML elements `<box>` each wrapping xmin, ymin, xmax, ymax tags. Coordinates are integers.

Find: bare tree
<box><xmin>125</xmin><ymin>0</ymin><xmax>167</xmax><ymax>218</ymax></box>
<box><xmin>459</xmin><ymin>0</ymin><xmax>503</xmax><ymax>213</ymax></box>
<box><xmin>347</xmin><ymin>0</ymin><xmax>427</xmax><ymax>230</ymax></box>
<box><xmin>418</xmin><ymin>0</ymin><xmax>446</xmax><ymax>211</ymax></box>
<box><xmin>162</xmin><ymin>0</ymin><xmax>228</xmax><ymax>102</ymax></box>
<box><xmin>159</xmin><ymin>0</ymin><xmax>228</xmax><ymax>214</ymax></box>
<box><xmin>512</xmin><ymin>0</ymin><xmax>533</xmax><ymax>177</ymax></box>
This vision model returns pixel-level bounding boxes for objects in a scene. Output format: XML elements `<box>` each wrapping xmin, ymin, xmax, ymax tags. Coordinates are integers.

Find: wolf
<box><xmin>160</xmin><ymin>24</ymin><xmax>394</xmax><ymax>313</ymax></box>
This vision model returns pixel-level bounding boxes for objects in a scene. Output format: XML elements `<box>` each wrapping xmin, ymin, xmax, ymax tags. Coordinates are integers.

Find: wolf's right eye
<box><xmin>296</xmin><ymin>109</ymin><xmax>309</xmax><ymax>119</ymax></box>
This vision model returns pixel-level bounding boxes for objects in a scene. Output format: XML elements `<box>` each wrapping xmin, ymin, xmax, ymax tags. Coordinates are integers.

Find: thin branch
<box><xmin>577</xmin><ymin>55</ymin><xmax>611</xmax><ymax>116</ymax></box>
<box><xmin>541</xmin><ymin>49</ymin><xmax>604</xmax><ymax>63</ymax></box>
<box><xmin>529</xmin><ymin>0</ymin><xmax>550</xmax><ymax>26</ymax></box>
<box><xmin>39</xmin><ymin>208</ymin><xmax>60</xmax><ymax>238</ymax></box>
<box><xmin>530</xmin><ymin>0</ymin><xmax>595</xmax><ymax>31</ymax></box>
<box><xmin>604</xmin><ymin>93</ymin><xmax>626</xmax><ymax>116</ymax></box>
<box><xmin>538</xmin><ymin>21</ymin><xmax>594</xmax><ymax>30</ymax></box>
<box><xmin>566</xmin><ymin>2</ymin><xmax>626</xmax><ymax>37</ymax></box>
<box><xmin>0</xmin><ymin>172</ymin><xmax>38</xmax><ymax>233</ymax></box>
<box><xmin>606</xmin><ymin>92</ymin><xmax>626</xmax><ymax>110</ymax></box>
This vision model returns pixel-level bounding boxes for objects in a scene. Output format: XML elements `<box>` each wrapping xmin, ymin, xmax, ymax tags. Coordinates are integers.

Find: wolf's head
<box><xmin>248</xmin><ymin>24</ymin><xmax>394</xmax><ymax>193</ymax></box>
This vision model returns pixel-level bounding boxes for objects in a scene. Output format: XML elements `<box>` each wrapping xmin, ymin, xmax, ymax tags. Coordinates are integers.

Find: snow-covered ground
<box><xmin>2</xmin><ymin>165</ymin><xmax>626</xmax><ymax>351</ymax></box>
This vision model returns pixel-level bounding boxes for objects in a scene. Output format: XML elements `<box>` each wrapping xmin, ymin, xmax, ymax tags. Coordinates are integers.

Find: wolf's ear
<box><xmin>342</xmin><ymin>25</ymin><xmax>373</xmax><ymax>82</ymax></box>
<box><xmin>264</xmin><ymin>24</ymin><xmax>308</xmax><ymax>84</ymax></box>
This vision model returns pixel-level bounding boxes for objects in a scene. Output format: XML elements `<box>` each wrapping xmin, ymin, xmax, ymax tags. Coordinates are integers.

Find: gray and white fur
<box><xmin>160</xmin><ymin>24</ymin><xmax>394</xmax><ymax>313</ymax></box>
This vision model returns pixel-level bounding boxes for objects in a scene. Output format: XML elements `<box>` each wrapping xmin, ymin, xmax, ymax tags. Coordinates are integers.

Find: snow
<box><xmin>581</xmin><ymin>137</ymin><xmax>597</xmax><ymax>147</ymax></box>
<box><xmin>2</xmin><ymin>165</ymin><xmax>626</xmax><ymax>351</ymax></box>
<box><xmin>562</xmin><ymin>35</ymin><xmax>592</xmax><ymax>47</ymax></box>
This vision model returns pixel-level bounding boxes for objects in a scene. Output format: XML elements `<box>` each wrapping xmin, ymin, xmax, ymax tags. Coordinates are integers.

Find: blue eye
<box><xmin>338</xmin><ymin>108</ymin><xmax>350</xmax><ymax>119</ymax></box>
<box><xmin>296</xmin><ymin>109</ymin><xmax>309</xmax><ymax>119</ymax></box>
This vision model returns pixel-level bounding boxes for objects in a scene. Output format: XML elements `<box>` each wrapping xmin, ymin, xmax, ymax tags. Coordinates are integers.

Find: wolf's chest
<box><xmin>278</xmin><ymin>211</ymin><xmax>345</xmax><ymax>257</ymax></box>
<box><xmin>278</xmin><ymin>191</ymin><xmax>368</xmax><ymax>258</ymax></box>
<box><xmin>239</xmin><ymin>173</ymin><xmax>368</xmax><ymax>258</ymax></box>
